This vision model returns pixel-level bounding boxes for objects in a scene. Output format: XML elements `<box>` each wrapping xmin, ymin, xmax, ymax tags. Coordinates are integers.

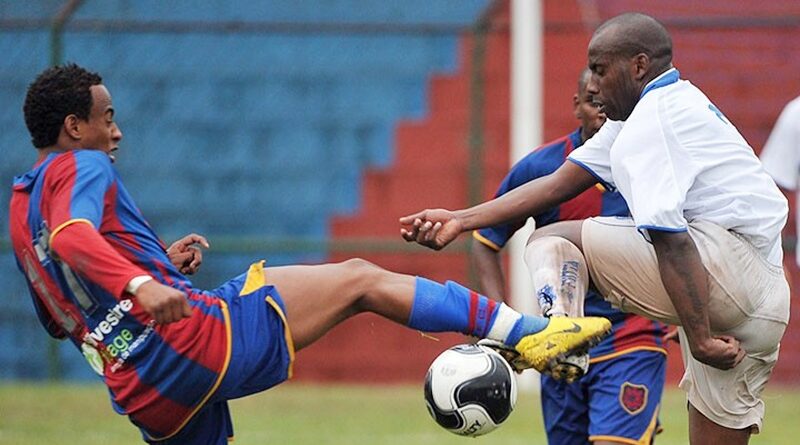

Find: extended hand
<box><xmin>135</xmin><ymin>280</ymin><xmax>192</xmax><ymax>324</ymax></box>
<box><xmin>167</xmin><ymin>233</ymin><xmax>209</xmax><ymax>275</ymax></box>
<box><xmin>399</xmin><ymin>209</ymin><xmax>464</xmax><ymax>250</ymax></box>
<box><xmin>691</xmin><ymin>335</ymin><xmax>746</xmax><ymax>370</ymax></box>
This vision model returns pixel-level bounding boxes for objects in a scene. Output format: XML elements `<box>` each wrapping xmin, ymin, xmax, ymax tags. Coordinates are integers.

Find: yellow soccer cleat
<box><xmin>513</xmin><ymin>317</ymin><xmax>611</xmax><ymax>374</ymax></box>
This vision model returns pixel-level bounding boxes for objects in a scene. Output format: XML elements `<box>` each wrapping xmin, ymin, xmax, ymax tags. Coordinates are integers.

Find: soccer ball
<box><xmin>423</xmin><ymin>344</ymin><xmax>517</xmax><ymax>437</ymax></box>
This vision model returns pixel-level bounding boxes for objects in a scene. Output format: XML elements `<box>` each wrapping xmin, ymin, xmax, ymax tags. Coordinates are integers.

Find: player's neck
<box><xmin>36</xmin><ymin>146</ymin><xmax>70</xmax><ymax>162</ymax></box>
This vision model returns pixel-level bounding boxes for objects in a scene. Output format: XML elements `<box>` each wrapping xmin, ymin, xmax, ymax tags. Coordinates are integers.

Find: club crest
<box><xmin>619</xmin><ymin>382</ymin><xmax>648</xmax><ymax>415</ymax></box>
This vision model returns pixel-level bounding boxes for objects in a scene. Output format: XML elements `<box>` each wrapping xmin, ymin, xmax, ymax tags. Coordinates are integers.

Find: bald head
<box><xmin>585</xmin><ymin>13</ymin><xmax>674</xmax><ymax>120</ymax></box>
<box><xmin>590</xmin><ymin>13</ymin><xmax>672</xmax><ymax>72</ymax></box>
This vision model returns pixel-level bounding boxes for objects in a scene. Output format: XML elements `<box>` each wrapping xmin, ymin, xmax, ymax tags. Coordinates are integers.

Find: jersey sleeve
<box><xmin>43</xmin><ymin>151</ymin><xmax>148</xmax><ymax>299</ymax></box>
<box><xmin>43</xmin><ymin>150</ymin><xmax>115</xmax><ymax>232</ymax></box>
<box><xmin>760</xmin><ymin>98</ymin><xmax>800</xmax><ymax>190</ymax></box>
<box><xmin>50</xmin><ymin>223</ymin><xmax>148</xmax><ymax>299</ymax></box>
<box><xmin>567</xmin><ymin>120</ymin><xmax>622</xmax><ymax>191</ymax></box>
<box><xmin>474</xmin><ymin>149</ymin><xmax>557</xmax><ymax>250</ymax></box>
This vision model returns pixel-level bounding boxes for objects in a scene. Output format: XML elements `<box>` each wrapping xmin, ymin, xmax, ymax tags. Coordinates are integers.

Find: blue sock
<box><xmin>504</xmin><ymin>314</ymin><xmax>549</xmax><ymax>346</ymax></box>
<box><xmin>408</xmin><ymin>277</ymin><xmax>548</xmax><ymax>342</ymax></box>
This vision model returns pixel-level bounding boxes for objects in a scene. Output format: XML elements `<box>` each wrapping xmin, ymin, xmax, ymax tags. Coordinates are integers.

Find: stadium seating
<box><xmin>0</xmin><ymin>0</ymin><xmax>489</xmax><ymax>379</ymax></box>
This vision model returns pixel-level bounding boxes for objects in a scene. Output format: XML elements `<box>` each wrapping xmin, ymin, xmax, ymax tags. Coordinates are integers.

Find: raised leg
<box><xmin>262</xmin><ymin>258</ymin><xmax>611</xmax><ymax>372</ymax></box>
<box><xmin>263</xmin><ymin>259</ymin><xmax>415</xmax><ymax>350</ymax></box>
<box><xmin>524</xmin><ymin>235</ymin><xmax>588</xmax><ymax>318</ymax></box>
<box><xmin>524</xmin><ymin>220</ymin><xmax>592</xmax><ymax>382</ymax></box>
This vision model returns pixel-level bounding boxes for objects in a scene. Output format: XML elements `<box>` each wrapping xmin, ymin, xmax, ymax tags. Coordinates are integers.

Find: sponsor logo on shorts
<box><xmin>619</xmin><ymin>382</ymin><xmax>648</xmax><ymax>415</ymax></box>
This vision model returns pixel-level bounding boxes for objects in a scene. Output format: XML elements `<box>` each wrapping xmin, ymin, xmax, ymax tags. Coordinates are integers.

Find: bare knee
<box><xmin>335</xmin><ymin>258</ymin><xmax>386</xmax><ymax>296</ymax></box>
<box><xmin>335</xmin><ymin>258</ymin><xmax>411</xmax><ymax>315</ymax></box>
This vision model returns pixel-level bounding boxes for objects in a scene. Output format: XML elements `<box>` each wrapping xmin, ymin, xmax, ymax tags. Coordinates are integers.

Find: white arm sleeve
<box><xmin>760</xmin><ymin>97</ymin><xmax>800</xmax><ymax>190</ymax></box>
<box><xmin>567</xmin><ymin>120</ymin><xmax>622</xmax><ymax>190</ymax></box>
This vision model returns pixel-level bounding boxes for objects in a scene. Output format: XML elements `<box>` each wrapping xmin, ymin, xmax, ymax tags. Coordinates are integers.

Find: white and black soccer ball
<box><xmin>423</xmin><ymin>344</ymin><xmax>517</xmax><ymax>437</ymax></box>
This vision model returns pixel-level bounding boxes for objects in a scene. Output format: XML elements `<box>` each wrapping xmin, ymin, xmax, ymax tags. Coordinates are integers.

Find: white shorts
<box><xmin>582</xmin><ymin>217</ymin><xmax>790</xmax><ymax>431</ymax></box>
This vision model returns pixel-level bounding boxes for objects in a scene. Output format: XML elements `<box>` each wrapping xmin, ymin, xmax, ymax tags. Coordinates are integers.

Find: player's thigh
<box><xmin>262</xmin><ymin>261</ymin><xmax>363</xmax><ymax>348</ymax></box>
<box><xmin>528</xmin><ymin>219</ymin><xmax>585</xmax><ymax>251</ymax></box>
<box><xmin>583</xmin><ymin>217</ymin><xmax>790</xmax><ymax>332</ymax></box>
<box><xmin>263</xmin><ymin>259</ymin><xmax>413</xmax><ymax>350</ymax></box>
<box><xmin>587</xmin><ymin>351</ymin><xmax>666</xmax><ymax>444</ymax></box>
<box><xmin>581</xmin><ymin>217</ymin><xmax>678</xmax><ymax>324</ymax></box>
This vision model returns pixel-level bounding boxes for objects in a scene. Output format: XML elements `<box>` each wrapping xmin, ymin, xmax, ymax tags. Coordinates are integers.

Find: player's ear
<box><xmin>63</xmin><ymin>114</ymin><xmax>81</xmax><ymax>140</ymax></box>
<box><xmin>573</xmin><ymin>93</ymin><xmax>581</xmax><ymax>118</ymax></box>
<box><xmin>632</xmin><ymin>53</ymin><xmax>649</xmax><ymax>81</ymax></box>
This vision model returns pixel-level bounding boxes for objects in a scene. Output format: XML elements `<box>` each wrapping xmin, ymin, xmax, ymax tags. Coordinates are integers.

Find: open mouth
<box><xmin>108</xmin><ymin>147</ymin><xmax>118</xmax><ymax>163</ymax></box>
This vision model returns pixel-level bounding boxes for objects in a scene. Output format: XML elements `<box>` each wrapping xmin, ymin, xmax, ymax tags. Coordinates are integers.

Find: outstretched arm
<box><xmin>400</xmin><ymin>161</ymin><xmax>596</xmax><ymax>250</ymax></box>
<box><xmin>650</xmin><ymin>230</ymin><xmax>745</xmax><ymax>369</ymax></box>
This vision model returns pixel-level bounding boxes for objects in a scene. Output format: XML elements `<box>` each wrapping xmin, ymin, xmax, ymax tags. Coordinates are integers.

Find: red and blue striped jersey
<box><xmin>473</xmin><ymin>128</ymin><xmax>667</xmax><ymax>361</ymax></box>
<box><xmin>9</xmin><ymin>149</ymin><xmax>231</xmax><ymax>439</ymax></box>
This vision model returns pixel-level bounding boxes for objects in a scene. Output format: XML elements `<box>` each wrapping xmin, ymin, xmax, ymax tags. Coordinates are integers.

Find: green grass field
<box><xmin>0</xmin><ymin>383</ymin><xmax>797</xmax><ymax>444</ymax></box>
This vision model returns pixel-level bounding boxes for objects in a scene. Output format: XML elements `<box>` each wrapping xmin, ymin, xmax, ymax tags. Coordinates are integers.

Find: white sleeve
<box><xmin>760</xmin><ymin>97</ymin><xmax>800</xmax><ymax>190</ymax></box>
<box><xmin>567</xmin><ymin>120</ymin><xmax>622</xmax><ymax>191</ymax></box>
<box><xmin>615</xmin><ymin>101</ymin><xmax>695</xmax><ymax>233</ymax></box>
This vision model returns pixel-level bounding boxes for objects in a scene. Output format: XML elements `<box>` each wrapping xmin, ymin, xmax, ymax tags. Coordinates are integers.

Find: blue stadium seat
<box><xmin>0</xmin><ymin>0</ymin><xmax>490</xmax><ymax>380</ymax></box>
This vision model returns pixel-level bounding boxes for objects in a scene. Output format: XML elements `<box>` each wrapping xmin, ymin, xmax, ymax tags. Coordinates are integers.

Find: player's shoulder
<box><xmin>534</xmin><ymin>132</ymin><xmax>576</xmax><ymax>155</ymax></box>
<box><xmin>52</xmin><ymin>149</ymin><xmax>113</xmax><ymax>169</ymax></box>
<box><xmin>520</xmin><ymin>131</ymin><xmax>578</xmax><ymax>164</ymax></box>
<box><xmin>46</xmin><ymin>150</ymin><xmax>115</xmax><ymax>183</ymax></box>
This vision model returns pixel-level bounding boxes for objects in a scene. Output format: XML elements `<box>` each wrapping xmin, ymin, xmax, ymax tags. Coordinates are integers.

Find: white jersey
<box><xmin>760</xmin><ymin>95</ymin><xmax>800</xmax><ymax>264</ymax></box>
<box><xmin>569</xmin><ymin>68</ymin><xmax>788</xmax><ymax>266</ymax></box>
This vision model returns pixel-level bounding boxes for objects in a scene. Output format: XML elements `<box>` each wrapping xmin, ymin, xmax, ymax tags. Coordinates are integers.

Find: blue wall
<box><xmin>0</xmin><ymin>0</ymin><xmax>489</xmax><ymax>379</ymax></box>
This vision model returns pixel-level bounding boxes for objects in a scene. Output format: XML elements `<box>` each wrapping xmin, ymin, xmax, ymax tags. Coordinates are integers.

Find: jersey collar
<box><xmin>639</xmin><ymin>68</ymin><xmax>680</xmax><ymax>99</ymax></box>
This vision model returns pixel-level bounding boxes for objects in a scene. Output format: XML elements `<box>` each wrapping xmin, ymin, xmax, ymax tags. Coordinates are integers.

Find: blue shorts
<box><xmin>540</xmin><ymin>349</ymin><xmax>666</xmax><ymax>445</ymax></box>
<box><xmin>146</xmin><ymin>262</ymin><xmax>294</xmax><ymax>444</ymax></box>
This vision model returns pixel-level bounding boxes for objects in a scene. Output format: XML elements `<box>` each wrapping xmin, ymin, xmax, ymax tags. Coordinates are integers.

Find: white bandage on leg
<box><xmin>524</xmin><ymin>236</ymin><xmax>588</xmax><ymax>318</ymax></box>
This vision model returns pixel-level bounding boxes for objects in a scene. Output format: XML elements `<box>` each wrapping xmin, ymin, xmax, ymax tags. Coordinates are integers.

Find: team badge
<box><xmin>619</xmin><ymin>382</ymin><xmax>648</xmax><ymax>415</ymax></box>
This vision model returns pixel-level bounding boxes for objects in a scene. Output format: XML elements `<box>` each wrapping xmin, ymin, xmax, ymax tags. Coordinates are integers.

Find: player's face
<box><xmin>586</xmin><ymin>48</ymin><xmax>640</xmax><ymax>121</ymax></box>
<box><xmin>574</xmin><ymin>85</ymin><xmax>606</xmax><ymax>141</ymax></box>
<box><xmin>80</xmin><ymin>85</ymin><xmax>123</xmax><ymax>162</ymax></box>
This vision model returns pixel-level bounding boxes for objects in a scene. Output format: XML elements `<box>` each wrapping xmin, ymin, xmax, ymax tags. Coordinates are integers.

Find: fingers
<box><xmin>168</xmin><ymin>236</ymin><xmax>207</xmax><ymax>275</ymax></box>
<box><xmin>400</xmin><ymin>218</ymin><xmax>422</xmax><ymax>241</ymax></box>
<box><xmin>399</xmin><ymin>218</ymin><xmax>446</xmax><ymax>249</ymax></box>
<box><xmin>155</xmin><ymin>294</ymin><xmax>192</xmax><ymax>324</ymax></box>
<box><xmin>183</xmin><ymin>233</ymin><xmax>210</xmax><ymax>249</ymax></box>
<box><xmin>170</xmin><ymin>251</ymin><xmax>193</xmax><ymax>265</ymax></box>
<box><xmin>399</xmin><ymin>211</ymin><xmax>426</xmax><ymax>225</ymax></box>
<box><xmin>184</xmin><ymin>247</ymin><xmax>203</xmax><ymax>274</ymax></box>
<box><xmin>717</xmin><ymin>335</ymin><xmax>746</xmax><ymax>368</ymax></box>
<box><xmin>168</xmin><ymin>233</ymin><xmax>210</xmax><ymax>252</ymax></box>
<box><xmin>734</xmin><ymin>347</ymin><xmax>746</xmax><ymax>367</ymax></box>
<box><xmin>189</xmin><ymin>247</ymin><xmax>203</xmax><ymax>273</ymax></box>
<box><xmin>137</xmin><ymin>281</ymin><xmax>192</xmax><ymax>325</ymax></box>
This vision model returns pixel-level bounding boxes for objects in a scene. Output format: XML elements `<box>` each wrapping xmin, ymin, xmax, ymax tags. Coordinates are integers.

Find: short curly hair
<box><xmin>23</xmin><ymin>63</ymin><xmax>102</xmax><ymax>148</ymax></box>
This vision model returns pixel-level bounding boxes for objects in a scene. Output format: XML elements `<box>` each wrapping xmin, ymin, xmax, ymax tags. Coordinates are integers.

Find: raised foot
<box><xmin>513</xmin><ymin>317</ymin><xmax>610</xmax><ymax>375</ymax></box>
